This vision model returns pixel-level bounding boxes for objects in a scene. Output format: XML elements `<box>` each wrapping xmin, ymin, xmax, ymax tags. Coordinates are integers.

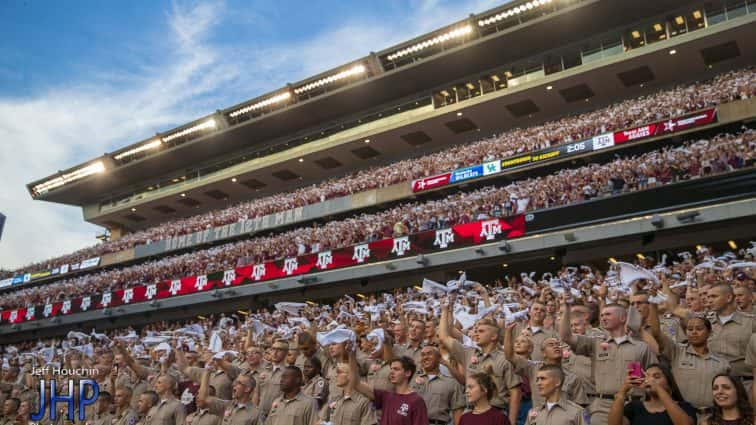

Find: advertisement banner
<box><xmin>450</xmin><ymin>165</ymin><xmax>484</xmax><ymax>183</ymax></box>
<box><xmin>411</xmin><ymin>173</ymin><xmax>451</xmax><ymax>192</ymax></box>
<box><xmin>614</xmin><ymin>108</ymin><xmax>717</xmax><ymax>144</ymax></box>
<box><xmin>0</xmin><ymin>279</ymin><xmax>12</xmax><ymax>289</ymax></box>
<box><xmin>79</xmin><ymin>257</ymin><xmax>101</xmax><ymax>269</ymax></box>
<box><xmin>0</xmin><ymin>215</ymin><xmax>525</xmax><ymax>325</ymax></box>
<box><xmin>591</xmin><ymin>133</ymin><xmax>615</xmax><ymax>150</ymax></box>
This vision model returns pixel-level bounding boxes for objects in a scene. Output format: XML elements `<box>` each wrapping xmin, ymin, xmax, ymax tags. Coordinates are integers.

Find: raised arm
<box><xmin>349</xmin><ymin>347</ymin><xmax>374</xmax><ymax>400</ymax></box>
<box><xmin>113</xmin><ymin>340</ymin><xmax>148</xmax><ymax>379</ymax></box>
<box><xmin>559</xmin><ymin>295</ymin><xmax>578</xmax><ymax>348</ymax></box>
<box><xmin>503</xmin><ymin>322</ymin><xmax>516</xmax><ymax>361</ymax></box>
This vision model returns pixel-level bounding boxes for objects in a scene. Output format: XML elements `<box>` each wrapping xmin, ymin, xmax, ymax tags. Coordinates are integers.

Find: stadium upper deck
<box><xmin>27</xmin><ymin>0</ymin><xmax>756</xmax><ymax>238</ymax></box>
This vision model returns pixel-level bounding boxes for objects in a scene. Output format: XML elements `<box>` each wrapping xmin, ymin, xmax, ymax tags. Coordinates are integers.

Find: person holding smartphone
<box><xmin>608</xmin><ymin>364</ymin><xmax>696</xmax><ymax>425</ymax></box>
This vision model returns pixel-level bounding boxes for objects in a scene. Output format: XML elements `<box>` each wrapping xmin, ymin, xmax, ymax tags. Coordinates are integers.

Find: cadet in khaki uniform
<box><xmin>144</xmin><ymin>375</ymin><xmax>186</xmax><ymax>425</ymax></box>
<box><xmin>258</xmin><ymin>340</ymin><xmax>289</xmax><ymax>417</ymax></box>
<box><xmin>526</xmin><ymin>365</ymin><xmax>585</xmax><ymax>425</ymax></box>
<box><xmin>1</xmin><ymin>398</ymin><xmax>20</xmax><ymax>425</ymax></box>
<box><xmin>706</xmin><ymin>285</ymin><xmax>756</xmax><ymax>378</ymax></box>
<box><xmin>198</xmin><ymin>368</ymin><xmax>260</xmax><ymax>425</ymax></box>
<box><xmin>504</xmin><ymin>330</ymin><xmax>589</xmax><ymax>407</ymax></box>
<box><xmin>515</xmin><ymin>300</ymin><xmax>558</xmax><ymax>362</ymax></box>
<box><xmin>301</xmin><ymin>357</ymin><xmax>328</xmax><ymax>409</ymax></box>
<box><xmin>86</xmin><ymin>391</ymin><xmax>113</xmax><ymax>425</ymax></box>
<box><xmin>113</xmin><ymin>387</ymin><xmax>139</xmax><ymax>425</ymax></box>
<box><xmin>266</xmin><ymin>367</ymin><xmax>318</xmax><ymax>425</ymax></box>
<box><xmin>320</xmin><ymin>363</ymin><xmax>376</xmax><ymax>425</ymax></box>
<box><xmin>176</xmin><ymin>349</ymin><xmax>233</xmax><ymax>401</ymax></box>
<box><xmin>185</xmin><ymin>384</ymin><xmax>220</xmax><ymax>425</ymax></box>
<box><xmin>560</xmin><ymin>300</ymin><xmax>656</xmax><ymax>425</ymax></box>
<box><xmin>410</xmin><ymin>346</ymin><xmax>465</xmax><ymax>425</ymax></box>
<box><xmin>651</xmin><ymin>311</ymin><xmax>731</xmax><ymax>417</ymax></box>
<box><xmin>440</xmin><ymin>304</ymin><xmax>523</xmax><ymax>416</ymax></box>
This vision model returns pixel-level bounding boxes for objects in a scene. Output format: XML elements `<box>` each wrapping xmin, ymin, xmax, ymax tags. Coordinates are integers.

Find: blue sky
<box><xmin>0</xmin><ymin>0</ymin><xmax>503</xmax><ymax>270</ymax></box>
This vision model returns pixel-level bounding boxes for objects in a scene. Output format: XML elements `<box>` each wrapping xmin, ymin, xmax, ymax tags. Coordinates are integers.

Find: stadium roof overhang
<box><xmin>29</xmin><ymin>0</ymin><xmax>704</xmax><ymax>207</ymax></box>
<box><xmin>81</xmin><ymin>15</ymin><xmax>756</xmax><ymax>231</ymax></box>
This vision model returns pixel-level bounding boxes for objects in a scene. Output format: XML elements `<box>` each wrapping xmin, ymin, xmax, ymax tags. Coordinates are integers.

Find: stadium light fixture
<box><xmin>674</xmin><ymin>16</ymin><xmax>685</xmax><ymax>25</ymax></box>
<box><xmin>609</xmin><ymin>257</ymin><xmax>617</xmax><ymax>264</ymax></box>
<box><xmin>456</xmin><ymin>112</ymin><xmax>463</xmax><ymax>117</ymax></box>
<box><xmin>728</xmin><ymin>240</ymin><xmax>738</xmax><ymax>250</ymax></box>
<box><xmin>549</xmin><ymin>256</ymin><xmax>556</xmax><ymax>261</ymax></box>
<box><xmin>228</xmin><ymin>92</ymin><xmax>292</xmax><ymax>118</ymax></box>
<box><xmin>32</xmin><ymin>161</ymin><xmax>106</xmax><ymax>195</ymax></box>
<box><xmin>364</xmin><ymin>139</ymin><xmax>370</xmax><ymax>144</ymax></box>
<box><xmin>181</xmin><ymin>193</ymin><xmax>187</xmax><ymax>197</ymax></box>
<box><xmin>231</xmin><ymin>177</ymin><xmax>237</xmax><ymax>182</ymax></box>
<box><xmin>161</xmin><ymin>119</ymin><xmax>217</xmax><ymax>143</ymax></box>
<box><xmin>669</xmin><ymin>49</ymin><xmax>677</xmax><ymax>55</ymax></box>
<box><xmin>636</xmin><ymin>253</ymin><xmax>646</xmax><ymax>260</ymax></box>
<box><xmin>298</xmin><ymin>158</ymin><xmax>304</xmax><ymax>163</ymax></box>
<box><xmin>477</xmin><ymin>0</ymin><xmax>553</xmax><ymax>27</ymax></box>
<box><xmin>502</xmin><ymin>263</ymin><xmax>509</xmax><ymax>268</ymax></box>
<box><xmin>692</xmin><ymin>10</ymin><xmax>702</xmax><ymax>19</ymax></box>
<box><xmin>294</xmin><ymin>64</ymin><xmax>366</xmax><ymax>94</ymax></box>
<box><xmin>546</xmin><ymin>85</ymin><xmax>553</xmax><ymax>90</ymax></box>
<box><xmin>386</xmin><ymin>25</ymin><xmax>473</xmax><ymax>61</ymax></box>
<box><xmin>113</xmin><ymin>139</ymin><xmax>163</xmax><ymax>161</ymax></box>
<box><xmin>131</xmin><ymin>208</ymin><xmax>137</xmax><ymax>212</ymax></box>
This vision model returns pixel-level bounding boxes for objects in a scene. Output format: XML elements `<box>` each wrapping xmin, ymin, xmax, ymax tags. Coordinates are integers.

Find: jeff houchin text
<box><xmin>31</xmin><ymin>367</ymin><xmax>99</xmax><ymax>377</ymax></box>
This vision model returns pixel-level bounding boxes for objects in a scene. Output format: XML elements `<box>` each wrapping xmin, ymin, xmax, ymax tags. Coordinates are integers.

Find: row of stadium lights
<box><xmin>477</xmin><ymin>0</ymin><xmax>553</xmax><ymax>27</ymax></box>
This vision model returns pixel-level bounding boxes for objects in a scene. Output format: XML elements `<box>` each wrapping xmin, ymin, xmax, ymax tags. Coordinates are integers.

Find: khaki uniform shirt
<box><xmin>257</xmin><ymin>364</ymin><xmax>284</xmax><ymax>417</ymax></box>
<box><xmin>185</xmin><ymin>409</ymin><xmax>220</xmax><ymax>425</ymax></box>
<box><xmin>365</xmin><ymin>360</ymin><xmax>393</xmax><ymax>393</ymax></box>
<box><xmin>265</xmin><ymin>393</ymin><xmax>318</xmax><ymax>425</ymax></box>
<box><xmin>450</xmin><ymin>340</ymin><xmax>522</xmax><ymax>410</ymax></box>
<box><xmin>511</xmin><ymin>358</ymin><xmax>589</xmax><ymax>406</ymax></box>
<box><xmin>144</xmin><ymin>398</ymin><xmax>186</xmax><ymax>425</ymax></box>
<box><xmin>526</xmin><ymin>398</ymin><xmax>585</xmax><ymax>425</ymax></box>
<box><xmin>295</xmin><ymin>348</ymin><xmax>329</xmax><ymax>372</ymax></box>
<box><xmin>302</xmin><ymin>376</ymin><xmax>328</xmax><ymax>408</ymax></box>
<box><xmin>206</xmin><ymin>398</ymin><xmax>260</xmax><ymax>425</ymax></box>
<box><xmin>320</xmin><ymin>393</ymin><xmax>376</xmax><ymax>425</ymax></box>
<box><xmin>185</xmin><ymin>368</ymin><xmax>233</xmax><ymax>401</ymax></box>
<box><xmin>409</xmin><ymin>373</ymin><xmax>465</xmax><ymax>423</ymax></box>
<box><xmin>661</xmin><ymin>337</ymin><xmax>730</xmax><ymax>408</ymax></box>
<box><xmin>86</xmin><ymin>412</ymin><xmax>113</xmax><ymax>425</ymax></box>
<box><xmin>709</xmin><ymin>311</ymin><xmax>756</xmax><ymax>377</ymax></box>
<box><xmin>570</xmin><ymin>335</ymin><xmax>656</xmax><ymax>395</ymax></box>
<box><xmin>745</xmin><ymin>333</ymin><xmax>756</xmax><ymax>373</ymax></box>
<box><xmin>113</xmin><ymin>408</ymin><xmax>140</xmax><ymax>425</ymax></box>
<box><xmin>395</xmin><ymin>343</ymin><xmax>423</xmax><ymax>366</ymax></box>
<box><xmin>515</xmin><ymin>324</ymin><xmax>559</xmax><ymax>362</ymax></box>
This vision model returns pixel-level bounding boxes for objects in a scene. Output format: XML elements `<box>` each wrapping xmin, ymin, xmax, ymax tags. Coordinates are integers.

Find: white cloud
<box><xmin>0</xmin><ymin>0</ymin><xmax>502</xmax><ymax>270</ymax></box>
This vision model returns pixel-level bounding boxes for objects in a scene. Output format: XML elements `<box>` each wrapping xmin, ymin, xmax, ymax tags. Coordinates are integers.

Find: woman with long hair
<box><xmin>460</xmin><ymin>373</ymin><xmax>512</xmax><ymax>425</ymax></box>
<box><xmin>608</xmin><ymin>363</ymin><xmax>696</xmax><ymax>425</ymax></box>
<box><xmin>703</xmin><ymin>374</ymin><xmax>754</xmax><ymax>425</ymax></box>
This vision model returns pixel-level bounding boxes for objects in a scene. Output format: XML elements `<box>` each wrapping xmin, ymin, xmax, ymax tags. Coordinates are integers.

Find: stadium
<box><xmin>1</xmin><ymin>1</ymin><xmax>756</xmax><ymax>424</ymax></box>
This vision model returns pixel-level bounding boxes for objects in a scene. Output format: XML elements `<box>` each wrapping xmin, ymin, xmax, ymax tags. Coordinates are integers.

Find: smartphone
<box><xmin>628</xmin><ymin>361</ymin><xmax>642</xmax><ymax>379</ymax></box>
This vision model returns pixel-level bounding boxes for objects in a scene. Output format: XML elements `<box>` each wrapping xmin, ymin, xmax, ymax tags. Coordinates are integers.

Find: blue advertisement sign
<box><xmin>450</xmin><ymin>164</ymin><xmax>484</xmax><ymax>183</ymax></box>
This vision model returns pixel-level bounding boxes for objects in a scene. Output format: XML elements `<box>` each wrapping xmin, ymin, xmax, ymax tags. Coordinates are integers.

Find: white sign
<box><xmin>316</xmin><ymin>251</ymin><xmax>333</xmax><ymax>270</ymax></box>
<box><xmin>391</xmin><ymin>237</ymin><xmax>411</xmax><ymax>256</ymax></box>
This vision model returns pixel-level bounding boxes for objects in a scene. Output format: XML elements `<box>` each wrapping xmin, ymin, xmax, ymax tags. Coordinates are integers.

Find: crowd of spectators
<box><xmin>1</xmin><ymin>243</ymin><xmax>755</xmax><ymax>425</ymax></box>
<box><xmin>0</xmin><ymin>129</ymin><xmax>753</xmax><ymax>312</ymax></box>
<box><xmin>7</xmin><ymin>67</ymin><xmax>755</xmax><ymax>276</ymax></box>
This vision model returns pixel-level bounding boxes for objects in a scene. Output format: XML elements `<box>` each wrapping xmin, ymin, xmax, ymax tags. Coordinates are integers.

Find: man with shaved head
<box><xmin>706</xmin><ymin>283</ymin><xmax>756</xmax><ymax>384</ymax></box>
<box><xmin>560</xmin><ymin>298</ymin><xmax>656</xmax><ymax>425</ymax></box>
<box><xmin>198</xmin><ymin>366</ymin><xmax>260</xmax><ymax>425</ymax></box>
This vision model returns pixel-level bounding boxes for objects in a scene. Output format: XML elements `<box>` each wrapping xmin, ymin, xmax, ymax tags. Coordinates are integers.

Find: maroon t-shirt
<box><xmin>459</xmin><ymin>408</ymin><xmax>511</xmax><ymax>425</ymax></box>
<box><xmin>373</xmin><ymin>389</ymin><xmax>429</xmax><ymax>425</ymax></box>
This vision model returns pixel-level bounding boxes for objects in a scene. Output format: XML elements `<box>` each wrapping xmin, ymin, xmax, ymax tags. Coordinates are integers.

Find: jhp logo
<box><xmin>31</xmin><ymin>379</ymin><xmax>99</xmax><ymax>421</ymax></box>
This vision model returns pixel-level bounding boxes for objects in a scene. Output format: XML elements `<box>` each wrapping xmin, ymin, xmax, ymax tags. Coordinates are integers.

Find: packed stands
<box><xmin>0</xmin><ymin>128</ymin><xmax>752</xmax><ymax>312</ymax></box>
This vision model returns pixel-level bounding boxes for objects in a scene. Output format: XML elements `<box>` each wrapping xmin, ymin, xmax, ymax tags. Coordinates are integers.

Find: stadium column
<box><xmin>366</xmin><ymin>52</ymin><xmax>385</xmax><ymax>75</ymax></box>
<box><xmin>213</xmin><ymin>111</ymin><xmax>230</xmax><ymax>130</ymax></box>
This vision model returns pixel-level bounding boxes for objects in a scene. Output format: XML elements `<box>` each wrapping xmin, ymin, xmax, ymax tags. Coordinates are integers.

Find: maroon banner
<box><xmin>412</xmin><ymin>172</ymin><xmax>451</xmax><ymax>192</ymax></box>
<box><xmin>0</xmin><ymin>215</ymin><xmax>525</xmax><ymax>325</ymax></box>
<box><xmin>614</xmin><ymin>108</ymin><xmax>717</xmax><ymax>145</ymax></box>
